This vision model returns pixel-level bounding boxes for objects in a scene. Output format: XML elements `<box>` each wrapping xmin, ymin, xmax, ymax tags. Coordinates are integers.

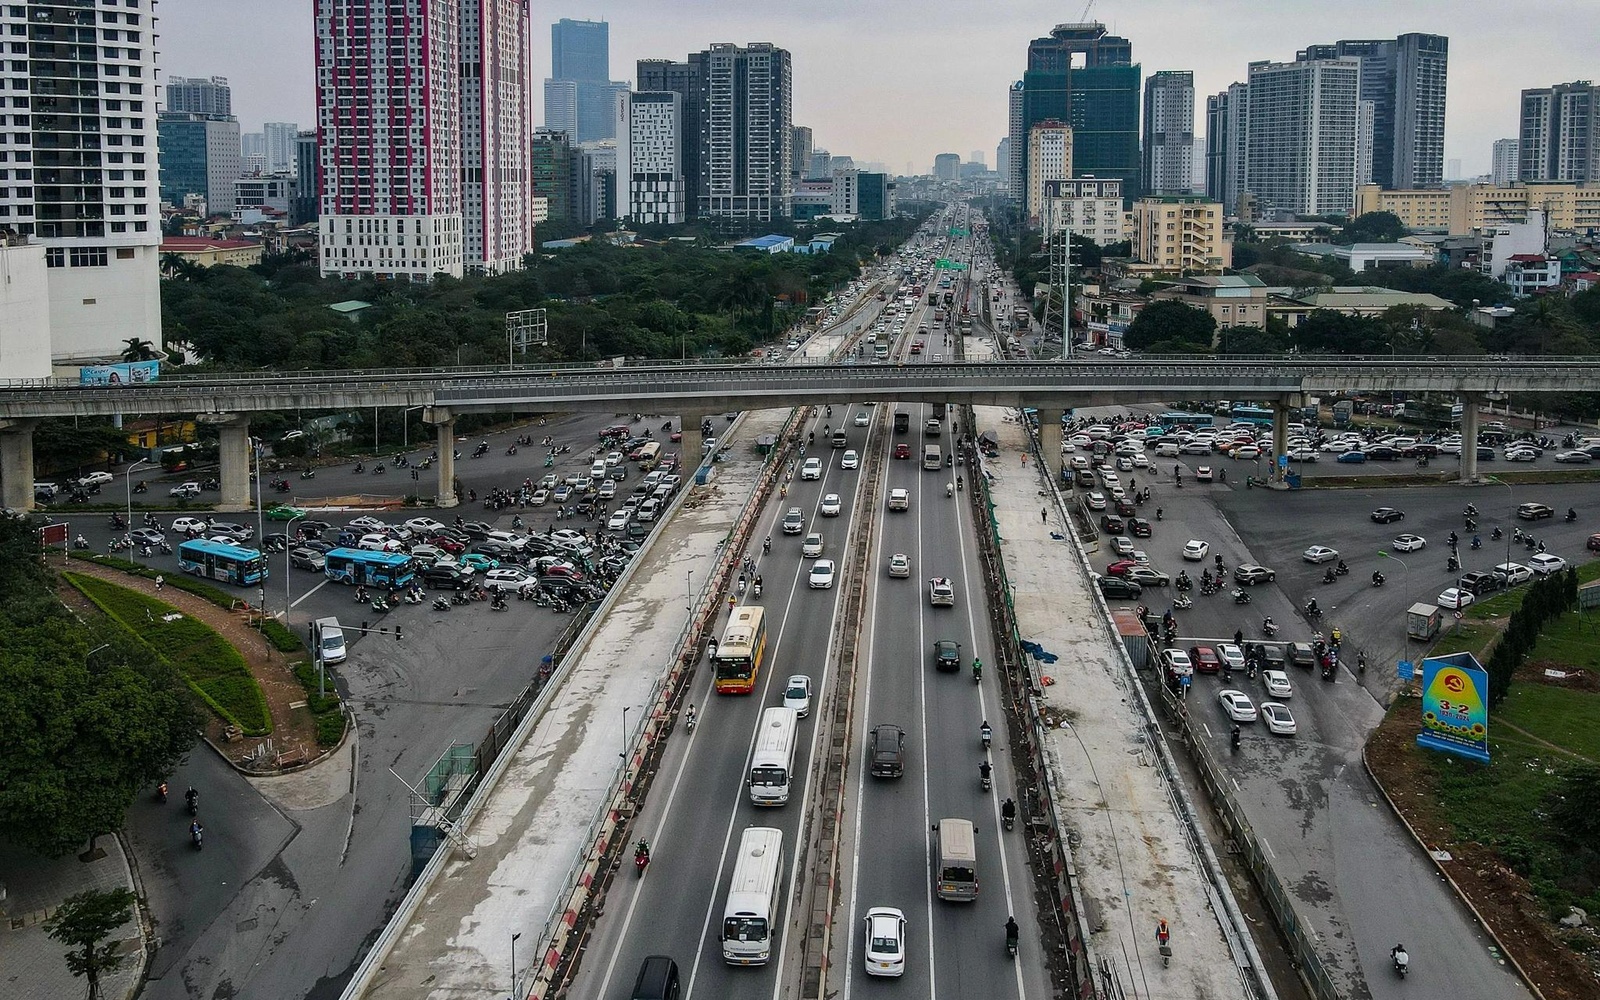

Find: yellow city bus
<box><xmin>715</xmin><ymin>606</ymin><xmax>768</xmax><ymax>694</ymax></box>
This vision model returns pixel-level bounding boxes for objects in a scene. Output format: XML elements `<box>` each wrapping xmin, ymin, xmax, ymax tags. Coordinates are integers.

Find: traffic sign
<box><xmin>1278</xmin><ymin>454</ymin><xmax>1289</xmax><ymax>469</ymax></box>
<box><xmin>948</xmin><ymin>227</ymin><xmax>968</xmax><ymax>237</ymax></box>
<box><xmin>934</xmin><ymin>259</ymin><xmax>968</xmax><ymax>271</ymax></box>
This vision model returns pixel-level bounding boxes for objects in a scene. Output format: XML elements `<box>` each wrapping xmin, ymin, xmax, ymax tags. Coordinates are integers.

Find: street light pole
<box><xmin>125</xmin><ymin>457</ymin><xmax>149</xmax><ymax>556</ymax></box>
<box><xmin>509</xmin><ymin>931</ymin><xmax>521</xmax><ymax>1000</ymax></box>
<box><xmin>284</xmin><ymin>513</ymin><xmax>305</xmax><ymax>617</ymax></box>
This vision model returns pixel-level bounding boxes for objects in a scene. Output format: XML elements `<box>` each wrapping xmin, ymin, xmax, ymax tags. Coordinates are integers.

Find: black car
<box><xmin>300</xmin><ymin>519</ymin><xmax>333</xmax><ymax>537</ymax></box>
<box><xmin>1097</xmin><ymin>576</ymin><xmax>1143</xmax><ymax>599</ymax></box>
<box><xmin>1367</xmin><ymin>446</ymin><xmax>1400</xmax><ymax>461</ymax></box>
<box><xmin>933</xmin><ymin>639</ymin><xmax>961</xmax><ymax>672</ymax></box>
<box><xmin>1260</xmin><ymin>644</ymin><xmax>1287</xmax><ymax>670</ymax></box>
<box><xmin>1128</xmin><ymin>517</ymin><xmax>1152</xmax><ymax>538</ymax></box>
<box><xmin>1100</xmin><ymin>514</ymin><xmax>1125</xmax><ymax>534</ymax></box>
<box><xmin>1517</xmin><ymin>502</ymin><xmax>1554</xmax><ymax>521</ymax></box>
<box><xmin>1369</xmin><ymin>507</ymin><xmax>1406</xmax><ymax>524</ymax></box>
<box><xmin>868</xmin><ymin>724</ymin><xmax>906</xmax><ymax>778</ymax></box>
<box><xmin>422</xmin><ymin>564</ymin><xmax>474</xmax><ymax>589</ymax></box>
<box><xmin>473</xmin><ymin>540</ymin><xmax>520</xmax><ymax>560</ymax></box>
<box><xmin>1288</xmin><ymin>642</ymin><xmax>1316</xmax><ymax>668</ymax></box>
<box><xmin>260</xmin><ymin>533</ymin><xmax>290</xmax><ymax>552</ymax></box>
<box><xmin>300</xmin><ymin>538</ymin><xmax>335</xmax><ymax>554</ymax></box>
<box><xmin>1114</xmin><ymin>498</ymin><xmax>1137</xmax><ymax>517</ymax></box>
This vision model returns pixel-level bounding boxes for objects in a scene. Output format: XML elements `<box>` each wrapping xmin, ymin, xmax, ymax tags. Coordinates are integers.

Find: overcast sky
<box><xmin>156</xmin><ymin>0</ymin><xmax>1593</xmax><ymax>177</ymax></box>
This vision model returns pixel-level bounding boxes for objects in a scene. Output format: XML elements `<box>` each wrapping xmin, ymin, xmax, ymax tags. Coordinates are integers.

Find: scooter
<box><xmin>156</xmin><ymin>782</ymin><xmax>168</xmax><ymax>803</ymax></box>
<box><xmin>300</xmin><ymin>469</ymin><xmax>316</xmax><ymax>480</ymax></box>
<box><xmin>432</xmin><ymin>596</ymin><xmax>452</xmax><ymax>611</ymax></box>
<box><xmin>753</xmin><ymin>581</ymin><xmax>763</xmax><ymax>599</ymax></box>
<box><xmin>1392</xmin><ymin>947</ymin><xmax>1409</xmax><ymax>978</ymax></box>
<box><xmin>634</xmin><ymin>850</ymin><xmax>649</xmax><ymax>878</ymax></box>
<box><xmin>1173</xmin><ymin>594</ymin><xmax>1193</xmax><ymax>609</ymax></box>
<box><xmin>133</xmin><ymin>481</ymin><xmax>148</xmax><ymax>494</ymax></box>
<box><xmin>1232</xmin><ymin>588</ymin><xmax>1252</xmax><ymax>605</ymax></box>
<box><xmin>371</xmin><ymin>596</ymin><xmax>392</xmax><ymax>613</ymax></box>
<box><xmin>191</xmin><ymin>822</ymin><xmax>204</xmax><ymax>851</ymax></box>
<box><xmin>979</xmin><ymin>762</ymin><xmax>992</xmax><ymax>792</ymax></box>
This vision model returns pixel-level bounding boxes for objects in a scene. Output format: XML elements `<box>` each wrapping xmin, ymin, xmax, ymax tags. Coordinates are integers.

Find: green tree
<box><xmin>0</xmin><ymin>521</ymin><xmax>199</xmax><ymax>856</ymax></box>
<box><xmin>44</xmin><ymin>887</ymin><xmax>138</xmax><ymax>1000</ymax></box>
<box><xmin>1291</xmin><ymin>310</ymin><xmax>1391</xmax><ymax>355</ymax></box>
<box><xmin>1123</xmin><ymin>300</ymin><xmax>1216</xmax><ymax>352</ymax></box>
<box><xmin>119</xmin><ymin>338</ymin><xmax>158</xmax><ymax>362</ymax></box>
<box><xmin>1337</xmin><ymin>211</ymin><xmax>1408</xmax><ymax>244</ymax></box>
<box><xmin>1218</xmin><ymin>324</ymin><xmax>1288</xmax><ymax>355</ymax></box>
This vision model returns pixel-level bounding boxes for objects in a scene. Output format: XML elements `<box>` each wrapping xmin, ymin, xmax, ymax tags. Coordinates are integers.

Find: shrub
<box><xmin>260</xmin><ymin>617</ymin><xmax>304</xmax><ymax>654</ymax></box>
<box><xmin>292</xmin><ymin>659</ymin><xmax>346</xmax><ymax>747</ymax></box>
<box><xmin>65</xmin><ymin>574</ymin><xmax>271</xmax><ymax>736</ymax></box>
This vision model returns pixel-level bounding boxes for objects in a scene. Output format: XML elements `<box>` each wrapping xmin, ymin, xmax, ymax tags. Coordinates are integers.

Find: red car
<box><xmin>428</xmin><ymin>534</ymin><xmax>466</xmax><ymax>554</ymax></box>
<box><xmin>1105</xmin><ymin>559</ymin><xmax>1138</xmax><ymax>576</ymax></box>
<box><xmin>670</xmin><ymin>431</ymin><xmax>683</xmax><ymax>442</ymax></box>
<box><xmin>894</xmin><ymin>443</ymin><xmax>911</xmax><ymax>459</ymax></box>
<box><xmin>1188</xmin><ymin>645</ymin><xmax>1222</xmax><ymax>674</ymax></box>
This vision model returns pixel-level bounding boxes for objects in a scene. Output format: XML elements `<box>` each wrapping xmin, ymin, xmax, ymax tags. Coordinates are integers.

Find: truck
<box><xmin>893</xmin><ymin>412</ymin><xmax>910</xmax><ymax>434</ymax></box>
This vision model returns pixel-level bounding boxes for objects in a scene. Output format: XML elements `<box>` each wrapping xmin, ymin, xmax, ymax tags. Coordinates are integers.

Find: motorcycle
<box><xmin>1002</xmin><ymin>799</ymin><xmax>1016</xmax><ymax>832</ymax></box>
<box><xmin>1305</xmin><ymin>601</ymin><xmax>1322</xmax><ymax>618</ymax></box>
<box><xmin>372</xmin><ymin>464</ymin><xmax>386</xmax><ymax>476</ymax></box>
<box><xmin>1334</xmin><ymin>561</ymin><xmax>1348</xmax><ymax>576</ymax></box>
<box><xmin>1322</xmin><ymin>569</ymin><xmax>1337</xmax><ymax>584</ymax></box>
<box><xmin>185</xmin><ymin>788</ymin><xmax>199</xmax><ymax>817</ymax></box>
<box><xmin>300</xmin><ymin>469</ymin><xmax>316</xmax><ymax>480</ymax></box>
<box><xmin>752</xmin><ymin>581</ymin><xmax>762</xmax><ymax>599</ymax></box>
<box><xmin>1372</xmin><ymin>573</ymin><xmax>1385</xmax><ymax>587</ymax></box>
<box><xmin>1230</xmin><ymin>726</ymin><xmax>1242</xmax><ymax>752</ymax></box>
<box><xmin>1568</xmin><ymin>509</ymin><xmax>1579</xmax><ymax>523</ymax></box>
<box><xmin>371</xmin><ymin>596</ymin><xmax>392</xmax><ymax>613</ymax></box>
<box><xmin>452</xmin><ymin>592</ymin><xmax>471</xmax><ymax>606</ymax></box>
<box><xmin>156</xmin><ymin>782</ymin><xmax>168</xmax><ymax>803</ymax></box>
<box><xmin>191</xmin><ymin>822</ymin><xmax>204</xmax><ymax>851</ymax></box>
<box><xmin>972</xmin><ymin>659</ymin><xmax>982</xmax><ymax>684</ymax></box>
<box><xmin>1173</xmin><ymin>594</ymin><xmax>1193</xmax><ymax>609</ymax></box>
<box><xmin>1392</xmin><ymin>946</ymin><xmax>1409</xmax><ymax>979</ymax></box>
<box><xmin>133</xmin><ymin>481</ymin><xmax>148</xmax><ymax>494</ymax></box>
<box><xmin>73</xmin><ymin>535</ymin><xmax>90</xmax><ymax>550</ymax></box>
<box><xmin>1470</xmin><ymin>536</ymin><xmax>1481</xmax><ymax>550</ymax></box>
<box><xmin>634</xmin><ymin>848</ymin><xmax>650</xmax><ymax>878</ymax></box>
<box><xmin>1262</xmin><ymin>618</ymin><xmax>1279</xmax><ymax>637</ymax></box>
<box><xmin>432</xmin><ymin>596</ymin><xmax>451</xmax><ymax>611</ymax></box>
<box><xmin>1175</xmin><ymin>574</ymin><xmax>1192</xmax><ymax>592</ymax></box>
<box><xmin>979</xmin><ymin>762</ymin><xmax>992</xmax><ymax>792</ymax></box>
<box><xmin>1005</xmin><ymin>927</ymin><xmax>1019</xmax><ymax>959</ymax></box>
<box><xmin>685</xmin><ymin>707</ymin><xmax>697</xmax><ymax>733</ymax></box>
<box><xmin>1232</xmin><ymin>588</ymin><xmax>1251</xmax><ymax>605</ymax></box>
<box><xmin>980</xmin><ymin>723</ymin><xmax>993</xmax><ymax>751</ymax></box>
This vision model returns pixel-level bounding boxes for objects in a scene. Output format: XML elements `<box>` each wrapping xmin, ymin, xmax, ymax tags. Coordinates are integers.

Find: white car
<box><xmin>887</xmin><ymin>552</ymin><xmax>911</xmax><ymax>578</ymax></box>
<box><xmin>1391</xmin><ymin>534</ymin><xmax>1427</xmax><ymax>552</ymax></box>
<box><xmin>1234</xmin><ymin>445</ymin><xmax>1261</xmax><ymax>460</ymax></box>
<box><xmin>802</xmin><ymin>532</ymin><xmax>825</xmax><ymax>557</ymax></box>
<box><xmin>405</xmin><ymin>516</ymin><xmax>446</xmax><ymax>535</ymax></box>
<box><xmin>1217</xmin><ymin>643</ymin><xmax>1245</xmax><ymax>672</ymax></box>
<box><xmin>1260</xmin><ymin>702</ymin><xmax>1297</xmax><ymax>736</ymax></box>
<box><xmin>597</xmin><ymin>480</ymin><xmax>617</xmax><ymax>500</ymax></box>
<box><xmin>1085</xmin><ymin>491</ymin><xmax>1107</xmax><ymax>510</ymax></box>
<box><xmin>1436</xmin><ymin>587</ymin><xmax>1476</xmax><ymax>610</ymax></box>
<box><xmin>928</xmin><ymin>576</ymin><xmax>955</xmax><ymax>607</ymax></box>
<box><xmin>1218</xmin><ymin>689</ymin><xmax>1258</xmax><ymax>723</ymax></box>
<box><xmin>78</xmin><ymin>471</ymin><xmax>114</xmax><ymax>488</ymax></box>
<box><xmin>854</xmin><ymin>412</ymin><xmax>870</xmax><ymax>427</ymax></box>
<box><xmin>1530</xmin><ymin>553</ymin><xmax>1568</xmax><ymax>575</ymax></box>
<box><xmin>606</xmin><ymin>510</ymin><xmax>631</xmax><ymax>531</ymax></box>
<box><xmin>1494</xmin><ymin>562</ymin><xmax>1532</xmax><ymax>585</ymax></box>
<box><xmin>783</xmin><ymin>675</ymin><xmax>813</xmax><ymax>717</ymax></box>
<box><xmin>168</xmin><ymin>482</ymin><xmax>202</xmax><ymax>499</ymax></box>
<box><xmin>863</xmin><ymin>906</ymin><xmax>907</xmax><ymax>977</ymax></box>
<box><xmin>800</xmin><ymin>457</ymin><xmax>823</xmax><ymax>481</ymax></box>
<box><xmin>171</xmin><ymin>515</ymin><xmax>208</xmax><ymax>535</ymax></box>
<box><xmin>358</xmin><ymin>532</ymin><xmax>405</xmax><ymax>553</ymax></box>
<box><xmin>1116</xmin><ymin>456</ymin><xmax>1134</xmax><ymax>471</ymax></box>
<box><xmin>819</xmin><ymin>493</ymin><xmax>842</xmax><ymax>517</ymax></box>
<box><xmin>549</xmin><ymin>528</ymin><xmax>587</xmax><ymax>548</ymax></box>
<box><xmin>809</xmin><ymin>559</ymin><xmax>836</xmax><ymax>589</ymax></box>
<box><xmin>483</xmin><ymin>567</ymin><xmax>532</xmax><ymax>589</ymax></box>
<box><xmin>1163</xmin><ymin>649</ymin><xmax>1193</xmax><ymax>676</ymax></box>
<box><xmin>1182</xmin><ymin>539</ymin><xmax>1210</xmax><ymax>561</ymax></box>
<box><xmin>887</xmin><ymin>488</ymin><xmax>910</xmax><ymax>511</ymax></box>
<box><xmin>841</xmin><ymin>449</ymin><xmax>860</xmax><ymax>470</ymax></box>
<box><xmin>1261</xmin><ymin>669</ymin><xmax>1293</xmax><ymax>699</ymax></box>
<box><xmin>605</xmin><ymin>451</ymin><xmax>623</xmax><ymax>467</ymax></box>
<box><xmin>1504</xmin><ymin>448</ymin><xmax>1538</xmax><ymax>462</ymax></box>
<box><xmin>1302</xmin><ymin>545</ymin><xmax>1339</xmax><ymax>564</ymax></box>
<box><xmin>530</xmin><ymin>489</ymin><xmax>550</xmax><ymax>507</ymax></box>
<box><xmin>1131</xmin><ymin>453</ymin><xmax>1150</xmax><ymax>468</ymax></box>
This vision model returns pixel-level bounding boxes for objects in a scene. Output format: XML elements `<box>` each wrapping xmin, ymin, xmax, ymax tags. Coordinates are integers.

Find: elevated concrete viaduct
<box><xmin>2</xmin><ymin>356</ymin><xmax>1593</xmax><ymax>509</ymax></box>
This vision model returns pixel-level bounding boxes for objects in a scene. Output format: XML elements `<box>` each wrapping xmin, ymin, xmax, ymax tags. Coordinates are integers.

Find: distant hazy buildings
<box><xmin>997</xmin><ymin>137</ymin><xmax>1012</xmax><ymax>190</ymax></box>
<box><xmin>637</xmin><ymin>55</ymin><xmax>708</xmax><ymax>212</ymax></box>
<box><xmin>531</xmin><ymin>128</ymin><xmax>574</xmax><ymax>221</ymax></box>
<box><xmin>619</xmin><ymin>92</ymin><xmax>685</xmax><ymax>224</ymax></box>
<box><xmin>264</xmin><ymin>122</ymin><xmax>299</xmax><ymax>175</ymax></box>
<box><xmin>1296</xmin><ymin>33</ymin><xmax>1449</xmax><ymax>189</ymax></box>
<box><xmin>1492</xmin><ymin>138</ymin><xmax>1520</xmax><ymax>187</ymax></box>
<box><xmin>1021</xmin><ymin>22</ymin><xmax>1141</xmax><ymax>208</ymax></box>
<box><xmin>1025</xmin><ymin>121</ymin><xmax>1072</xmax><ymax>224</ymax></box>
<box><xmin>791</xmin><ymin>126</ymin><xmax>813</xmax><ymax>183</ymax></box>
<box><xmin>1243</xmin><ymin>56</ymin><xmax>1362</xmax><ymax>217</ymax></box>
<box><xmin>1519</xmin><ymin>81</ymin><xmax>1599</xmax><ymax>182</ymax></box>
<box><xmin>934</xmin><ymin>153</ymin><xmax>961</xmax><ymax>182</ymax></box>
<box><xmin>0</xmin><ymin>1</ymin><xmax>164</xmax><ymax>362</ymax></box>
<box><xmin>546</xmin><ymin>18</ymin><xmax>629</xmax><ymax>143</ymax></box>
<box><xmin>165</xmin><ymin>75</ymin><xmax>233</xmax><ymax>118</ymax></box>
<box><xmin>1204</xmin><ymin>83</ymin><xmax>1249</xmax><ymax>213</ymax></box>
<box><xmin>1007</xmin><ymin>80</ymin><xmax>1025</xmax><ymax>201</ymax></box>
<box><xmin>159</xmin><ymin>112</ymin><xmax>241</xmax><ymax>214</ymax></box>
<box><xmin>1143</xmin><ymin>71</ymin><xmax>1195</xmax><ymax>195</ymax></box>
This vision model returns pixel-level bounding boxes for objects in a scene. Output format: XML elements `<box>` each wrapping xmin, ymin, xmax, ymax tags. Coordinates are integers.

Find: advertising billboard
<box><xmin>80</xmin><ymin>361</ymin><xmax>159</xmax><ymax>386</ymax></box>
<box><xmin>1417</xmin><ymin>652</ymin><xmax>1491</xmax><ymax>764</ymax></box>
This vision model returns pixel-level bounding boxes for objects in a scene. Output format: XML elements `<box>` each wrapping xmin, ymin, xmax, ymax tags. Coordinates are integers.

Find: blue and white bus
<box><xmin>324</xmin><ymin>548</ymin><xmax>416</xmax><ymax>589</ymax></box>
<box><xmin>177</xmin><ymin>538</ymin><xmax>268</xmax><ymax>586</ymax></box>
<box><xmin>1157</xmin><ymin>412</ymin><xmax>1215</xmax><ymax>431</ymax></box>
<box><xmin>1229</xmin><ymin>405</ymin><xmax>1275</xmax><ymax>427</ymax></box>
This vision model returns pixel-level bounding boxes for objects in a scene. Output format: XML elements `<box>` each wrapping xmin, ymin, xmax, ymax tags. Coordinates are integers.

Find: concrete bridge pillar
<box><xmin>1036</xmin><ymin>408</ymin><xmax>1064</xmax><ymax>481</ymax></box>
<box><xmin>683</xmin><ymin>410</ymin><xmax>708</xmax><ymax>466</ymax></box>
<box><xmin>1270</xmin><ymin>400</ymin><xmax>1293</xmax><ymax>484</ymax></box>
<box><xmin>425</xmin><ymin>407</ymin><xmax>458</xmax><ymax>507</ymax></box>
<box><xmin>0</xmin><ymin>418</ymin><xmax>39</xmax><ymax>511</ymax></box>
<box><xmin>199</xmin><ymin>413</ymin><xmax>252</xmax><ymax>512</ymax></box>
<box><xmin>1459</xmin><ymin>394</ymin><xmax>1482</xmax><ymax>484</ymax></box>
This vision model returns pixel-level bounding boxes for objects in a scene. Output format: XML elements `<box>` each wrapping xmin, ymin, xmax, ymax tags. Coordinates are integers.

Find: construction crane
<box><xmin>1077</xmin><ymin>0</ymin><xmax>1095</xmax><ymax>23</ymax></box>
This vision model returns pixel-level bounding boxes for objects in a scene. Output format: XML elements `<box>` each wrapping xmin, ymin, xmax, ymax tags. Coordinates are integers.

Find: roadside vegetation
<box><xmin>0</xmin><ymin>520</ymin><xmax>199</xmax><ymax>858</ymax></box>
<box><xmin>1369</xmin><ymin>562</ymin><xmax>1600</xmax><ymax>998</ymax></box>
<box><xmin>65</xmin><ymin>573</ymin><xmax>271</xmax><ymax>737</ymax></box>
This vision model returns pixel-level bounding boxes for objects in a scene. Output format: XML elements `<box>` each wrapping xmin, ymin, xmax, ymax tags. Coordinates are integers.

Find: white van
<box><xmin>315</xmin><ymin>617</ymin><xmax>347</xmax><ymax>664</ymax></box>
<box><xmin>1154</xmin><ymin>441</ymin><xmax>1181</xmax><ymax>458</ymax></box>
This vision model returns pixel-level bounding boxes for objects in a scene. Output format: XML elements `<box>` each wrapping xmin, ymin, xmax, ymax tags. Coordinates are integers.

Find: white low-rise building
<box><xmin>0</xmin><ymin>235</ymin><xmax>52</xmax><ymax>380</ymax></box>
<box><xmin>1041</xmin><ymin>177</ymin><xmax>1125</xmax><ymax>247</ymax></box>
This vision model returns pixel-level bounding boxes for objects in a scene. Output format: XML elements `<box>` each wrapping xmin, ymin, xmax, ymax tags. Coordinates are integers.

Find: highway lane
<box><xmin>567</xmin><ymin>401</ymin><xmax>874</xmax><ymax>1000</ymax></box>
<box><xmin>841</xmin><ymin>220</ymin><xmax>1051</xmax><ymax>998</ymax></box>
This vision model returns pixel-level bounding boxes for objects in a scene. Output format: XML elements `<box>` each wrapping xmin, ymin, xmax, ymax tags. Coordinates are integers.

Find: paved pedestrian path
<box><xmin>974</xmin><ymin>365</ymin><xmax>1252</xmax><ymax>994</ymax></box>
<box><xmin>0</xmin><ymin>836</ymin><xmax>145</xmax><ymax>1000</ymax></box>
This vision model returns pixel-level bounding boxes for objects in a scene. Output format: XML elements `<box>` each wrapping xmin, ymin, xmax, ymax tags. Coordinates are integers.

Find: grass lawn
<box><xmin>65</xmin><ymin>572</ymin><xmax>271</xmax><ymax>736</ymax></box>
<box><xmin>1497</xmin><ymin>682</ymin><xmax>1600</xmax><ymax>761</ymax></box>
<box><xmin>1467</xmin><ymin>560</ymin><xmax>1600</xmax><ymax>620</ymax></box>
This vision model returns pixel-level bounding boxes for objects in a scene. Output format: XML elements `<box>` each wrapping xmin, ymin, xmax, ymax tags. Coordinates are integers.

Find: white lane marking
<box><xmin>913</xmin><ymin>399</ymin><xmax>939</xmax><ymax>995</ymax></box>
<box><xmin>290</xmin><ymin>578</ymin><xmax>329</xmax><ymax>608</ymax></box>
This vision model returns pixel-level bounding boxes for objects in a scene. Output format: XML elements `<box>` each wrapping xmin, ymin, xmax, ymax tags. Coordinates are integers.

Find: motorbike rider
<box><xmin>979</xmin><ymin>760</ymin><xmax>993</xmax><ymax>785</ymax></box>
<box><xmin>1335</xmin><ymin>559</ymin><xmax>1348</xmax><ymax>575</ymax></box>
<box><xmin>1231</xmin><ymin>725</ymin><xmax>1242</xmax><ymax>749</ymax></box>
<box><xmin>1372</xmin><ymin>570</ymin><xmax>1385</xmax><ymax>586</ymax></box>
<box><xmin>1004</xmin><ymin>916</ymin><xmax>1020</xmax><ymax>947</ymax></box>
<box><xmin>1001</xmin><ymin>797</ymin><xmax>1017</xmax><ymax>824</ymax></box>
<box><xmin>1569</xmin><ymin>508</ymin><xmax>1579</xmax><ymax>522</ymax></box>
<box><xmin>763</xmin><ymin>536</ymin><xmax>771</xmax><ymax>555</ymax></box>
<box><xmin>1391</xmin><ymin>943</ymin><xmax>1408</xmax><ymax>969</ymax></box>
<box><xmin>635</xmin><ymin>839</ymin><xmax>650</xmax><ymax>865</ymax></box>
<box><xmin>980</xmin><ymin>719</ymin><xmax>993</xmax><ymax>746</ymax></box>
<box><xmin>685</xmin><ymin>704</ymin><xmax>697</xmax><ymax>730</ymax></box>
<box><xmin>972</xmin><ymin>656</ymin><xmax>983</xmax><ymax>680</ymax></box>
<box><xmin>1323</xmin><ymin>567</ymin><xmax>1337</xmax><ymax>583</ymax></box>
<box><xmin>1262</xmin><ymin>616</ymin><xmax>1276</xmax><ymax>634</ymax></box>
<box><xmin>185</xmin><ymin>786</ymin><xmax>199</xmax><ymax>812</ymax></box>
<box><xmin>1306</xmin><ymin>598</ymin><xmax>1321</xmax><ymax>616</ymax></box>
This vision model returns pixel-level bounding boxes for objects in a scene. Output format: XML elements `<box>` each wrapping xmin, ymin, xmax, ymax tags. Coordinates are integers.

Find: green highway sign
<box><xmin>934</xmin><ymin>259</ymin><xmax>969</xmax><ymax>271</ymax></box>
<box><xmin>948</xmin><ymin>227</ymin><xmax>969</xmax><ymax>237</ymax></box>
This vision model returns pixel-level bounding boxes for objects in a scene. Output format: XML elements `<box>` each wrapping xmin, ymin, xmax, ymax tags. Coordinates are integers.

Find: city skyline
<box><xmin>156</xmin><ymin>0</ymin><xmax>1591</xmax><ymax>179</ymax></box>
